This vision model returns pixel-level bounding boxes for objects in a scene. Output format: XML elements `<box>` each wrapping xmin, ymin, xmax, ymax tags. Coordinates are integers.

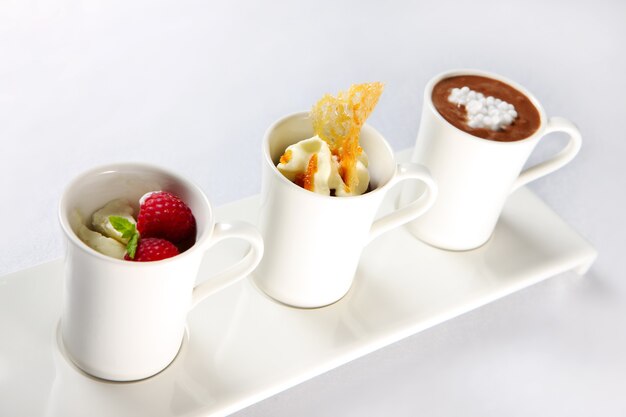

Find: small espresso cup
<box><xmin>402</xmin><ymin>69</ymin><xmax>582</xmax><ymax>251</ymax></box>
<box><xmin>253</xmin><ymin>112</ymin><xmax>437</xmax><ymax>308</ymax></box>
<box><xmin>58</xmin><ymin>163</ymin><xmax>263</xmax><ymax>381</ymax></box>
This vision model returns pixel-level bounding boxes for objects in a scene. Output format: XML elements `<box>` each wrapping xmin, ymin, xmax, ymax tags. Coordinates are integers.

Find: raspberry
<box><xmin>124</xmin><ymin>238</ymin><xmax>179</xmax><ymax>262</ymax></box>
<box><xmin>137</xmin><ymin>191</ymin><xmax>196</xmax><ymax>244</ymax></box>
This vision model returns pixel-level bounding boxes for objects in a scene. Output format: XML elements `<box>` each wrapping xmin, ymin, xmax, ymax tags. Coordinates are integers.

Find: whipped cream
<box><xmin>71</xmin><ymin>210</ymin><xmax>126</xmax><ymax>259</ymax></box>
<box><xmin>91</xmin><ymin>199</ymin><xmax>136</xmax><ymax>244</ymax></box>
<box><xmin>277</xmin><ymin>136</ymin><xmax>369</xmax><ymax>196</ymax></box>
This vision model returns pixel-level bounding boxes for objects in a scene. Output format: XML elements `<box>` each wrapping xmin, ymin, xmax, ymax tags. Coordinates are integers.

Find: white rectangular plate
<box><xmin>0</xmin><ymin>151</ymin><xmax>596</xmax><ymax>417</ymax></box>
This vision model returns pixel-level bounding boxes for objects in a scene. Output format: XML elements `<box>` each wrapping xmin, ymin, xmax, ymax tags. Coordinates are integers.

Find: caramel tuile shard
<box><xmin>310</xmin><ymin>82</ymin><xmax>383</xmax><ymax>193</ymax></box>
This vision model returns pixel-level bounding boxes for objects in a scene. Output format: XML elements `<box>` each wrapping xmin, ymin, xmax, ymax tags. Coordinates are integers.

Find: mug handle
<box><xmin>511</xmin><ymin>117</ymin><xmax>582</xmax><ymax>192</ymax></box>
<box><xmin>191</xmin><ymin>221</ymin><xmax>264</xmax><ymax>308</ymax></box>
<box><xmin>367</xmin><ymin>162</ymin><xmax>437</xmax><ymax>244</ymax></box>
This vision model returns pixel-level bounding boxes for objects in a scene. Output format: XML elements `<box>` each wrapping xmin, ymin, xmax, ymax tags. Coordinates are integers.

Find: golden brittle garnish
<box><xmin>310</xmin><ymin>82</ymin><xmax>383</xmax><ymax>193</ymax></box>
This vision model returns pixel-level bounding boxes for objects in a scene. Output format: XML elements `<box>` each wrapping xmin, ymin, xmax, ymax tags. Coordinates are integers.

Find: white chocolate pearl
<box><xmin>448</xmin><ymin>86</ymin><xmax>518</xmax><ymax>131</ymax></box>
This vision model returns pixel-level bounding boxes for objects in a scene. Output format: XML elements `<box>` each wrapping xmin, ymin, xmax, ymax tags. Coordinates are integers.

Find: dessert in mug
<box><xmin>71</xmin><ymin>191</ymin><xmax>197</xmax><ymax>261</ymax></box>
<box><xmin>277</xmin><ymin>82</ymin><xmax>383</xmax><ymax>196</ymax></box>
<box><xmin>432</xmin><ymin>75</ymin><xmax>541</xmax><ymax>142</ymax></box>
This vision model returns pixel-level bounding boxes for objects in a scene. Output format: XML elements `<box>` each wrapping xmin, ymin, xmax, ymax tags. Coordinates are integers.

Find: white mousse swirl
<box><xmin>70</xmin><ymin>210</ymin><xmax>126</xmax><ymax>259</ymax></box>
<box><xmin>91</xmin><ymin>198</ymin><xmax>136</xmax><ymax>244</ymax></box>
<box><xmin>277</xmin><ymin>136</ymin><xmax>369</xmax><ymax>196</ymax></box>
<box><xmin>448</xmin><ymin>86</ymin><xmax>518</xmax><ymax>131</ymax></box>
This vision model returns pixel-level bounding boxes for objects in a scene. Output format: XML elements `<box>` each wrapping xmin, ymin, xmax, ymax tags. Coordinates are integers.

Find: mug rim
<box><xmin>262</xmin><ymin>111</ymin><xmax>397</xmax><ymax>201</ymax></box>
<box><xmin>424</xmin><ymin>68</ymin><xmax>548</xmax><ymax>146</ymax></box>
<box><xmin>58</xmin><ymin>162</ymin><xmax>215</xmax><ymax>266</ymax></box>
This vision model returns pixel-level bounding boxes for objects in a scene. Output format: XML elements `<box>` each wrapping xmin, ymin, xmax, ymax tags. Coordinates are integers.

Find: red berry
<box><xmin>137</xmin><ymin>191</ymin><xmax>196</xmax><ymax>244</ymax></box>
<box><xmin>125</xmin><ymin>238</ymin><xmax>179</xmax><ymax>262</ymax></box>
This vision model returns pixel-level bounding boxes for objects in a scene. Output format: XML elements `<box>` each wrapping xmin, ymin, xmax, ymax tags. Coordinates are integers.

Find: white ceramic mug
<box><xmin>253</xmin><ymin>112</ymin><xmax>437</xmax><ymax>308</ymax></box>
<box><xmin>58</xmin><ymin>163</ymin><xmax>264</xmax><ymax>381</ymax></box>
<box><xmin>402</xmin><ymin>69</ymin><xmax>582</xmax><ymax>251</ymax></box>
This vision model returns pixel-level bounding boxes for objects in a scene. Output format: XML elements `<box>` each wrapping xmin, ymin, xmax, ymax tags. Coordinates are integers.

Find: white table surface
<box><xmin>1</xmin><ymin>0</ymin><xmax>624</xmax><ymax>416</ymax></box>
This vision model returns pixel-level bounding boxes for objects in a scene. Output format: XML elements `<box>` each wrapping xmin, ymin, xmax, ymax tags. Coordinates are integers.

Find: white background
<box><xmin>1</xmin><ymin>0</ymin><xmax>625</xmax><ymax>416</ymax></box>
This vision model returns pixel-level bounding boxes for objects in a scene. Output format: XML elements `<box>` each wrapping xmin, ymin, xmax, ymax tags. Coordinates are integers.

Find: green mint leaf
<box><xmin>109</xmin><ymin>216</ymin><xmax>140</xmax><ymax>259</ymax></box>
<box><xmin>127</xmin><ymin>233</ymin><xmax>139</xmax><ymax>259</ymax></box>
<box><xmin>109</xmin><ymin>216</ymin><xmax>136</xmax><ymax>239</ymax></box>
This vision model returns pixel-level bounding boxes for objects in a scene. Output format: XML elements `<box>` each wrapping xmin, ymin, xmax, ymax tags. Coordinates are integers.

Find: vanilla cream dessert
<box><xmin>277</xmin><ymin>136</ymin><xmax>369</xmax><ymax>196</ymax></box>
<box><xmin>71</xmin><ymin>199</ymin><xmax>136</xmax><ymax>259</ymax></box>
<box><xmin>277</xmin><ymin>82</ymin><xmax>383</xmax><ymax>196</ymax></box>
<box><xmin>70</xmin><ymin>210</ymin><xmax>126</xmax><ymax>259</ymax></box>
<box><xmin>91</xmin><ymin>199</ymin><xmax>135</xmax><ymax>243</ymax></box>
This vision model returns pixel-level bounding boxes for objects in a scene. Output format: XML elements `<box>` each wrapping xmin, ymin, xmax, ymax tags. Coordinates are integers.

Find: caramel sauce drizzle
<box><xmin>296</xmin><ymin>153</ymin><xmax>318</xmax><ymax>191</ymax></box>
<box><xmin>279</xmin><ymin>149</ymin><xmax>292</xmax><ymax>164</ymax></box>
